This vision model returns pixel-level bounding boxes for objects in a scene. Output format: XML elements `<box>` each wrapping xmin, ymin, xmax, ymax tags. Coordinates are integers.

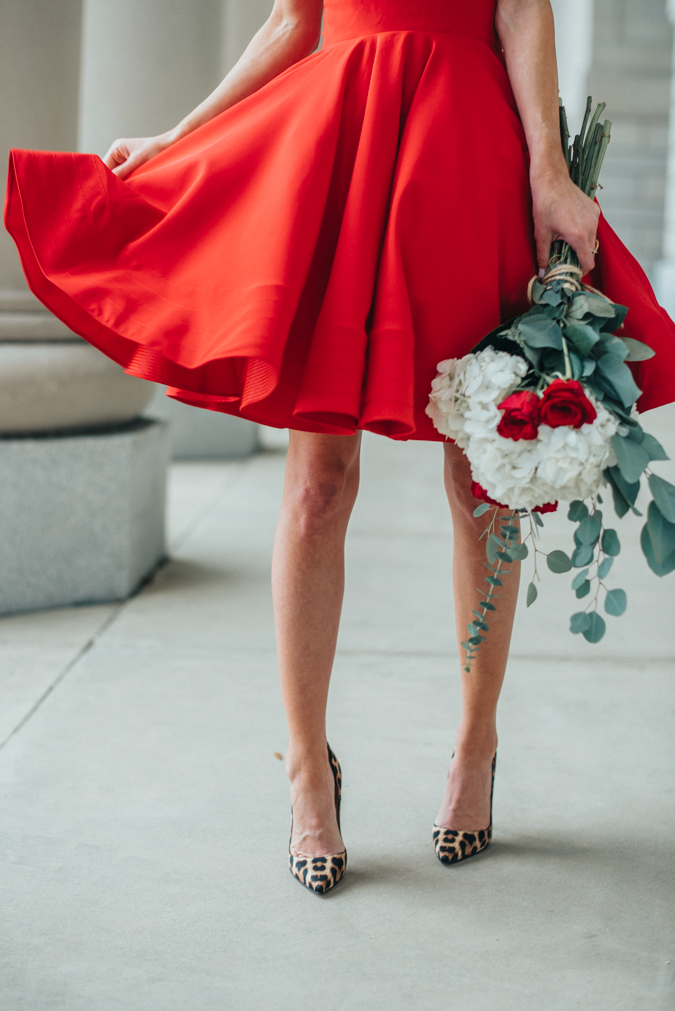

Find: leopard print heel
<box><xmin>433</xmin><ymin>754</ymin><xmax>497</xmax><ymax>865</ymax></box>
<box><xmin>289</xmin><ymin>744</ymin><xmax>347</xmax><ymax>895</ymax></box>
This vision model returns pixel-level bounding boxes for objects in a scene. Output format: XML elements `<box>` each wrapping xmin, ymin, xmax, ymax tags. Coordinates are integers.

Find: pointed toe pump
<box><xmin>289</xmin><ymin>744</ymin><xmax>347</xmax><ymax>895</ymax></box>
<box><xmin>433</xmin><ymin>754</ymin><xmax>497</xmax><ymax>865</ymax></box>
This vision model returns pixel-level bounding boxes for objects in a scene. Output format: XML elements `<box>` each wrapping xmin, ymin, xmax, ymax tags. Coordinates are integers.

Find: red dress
<box><xmin>5</xmin><ymin>0</ymin><xmax>675</xmax><ymax>439</ymax></box>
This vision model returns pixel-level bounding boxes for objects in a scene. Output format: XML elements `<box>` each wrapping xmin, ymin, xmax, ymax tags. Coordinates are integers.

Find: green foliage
<box><xmin>612</xmin><ymin>434</ymin><xmax>650</xmax><ymax>484</ymax></box>
<box><xmin>547</xmin><ymin>550</ymin><xmax>572</xmax><ymax>573</ymax></box>
<box><xmin>572</xmin><ymin>544</ymin><xmax>594</xmax><ymax>567</ymax></box>
<box><xmin>473</xmin><ymin>503</ymin><xmax>491</xmax><ymax>517</ymax></box>
<box><xmin>601</xmin><ymin>529</ymin><xmax>621</xmax><ymax>556</ymax></box>
<box><xmin>641</xmin><ymin>524</ymin><xmax>675</xmax><ymax>576</ymax></box>
<box><xmin>646</xmin><ymin>501</ymin><xmax>675</xmax><ymax>565</ymax></box>
<box><xmin>577</xmin><ymin>514</ymin><xmax>602</xmax><ymax>545</ymax></box>
<box><xmin>619</xmin><ymin>337</ymin><xmax>656</xmax><ymax>361</ymax></box>
<box><xmin>568</xmin><ymin>500</ymin><xmax>589</xmax><ymax>522</ymax></box>
<box><xmin>583</xmin><ymin>612</ymin><xmax>606</xmax><ymax>643</ymax></box>
<box><xmin>575</xmin><ymin>580</ymin><xmax>591</xmax><ymax>598</ymax></box>
<box><xmin>605</xmin><ymin>588</ymin><xmax>627</xmax><ymax>616</ymax></box>
<box><xmin>604</xmin><ymin>466</ymin><xmax>639</xmax><ymax>518</ymax></box>
<box><xmin>526</xmin><ymin>581</ymin><xmax>538</xmax><ymax>607</ymax></box>
<box><xmin>648</xmin><ymin>474</ymin><xmax>675</xmax><ymax>524</ymax></box>
<box><xmin>597</xmin><ymin>556</ymin><xmax>613</xmax><ymax>579</ymax></box>
<box><xmin>570</xmin><ymin>612</ymin><xmax>591</xmax><ymax>634</ymax></box>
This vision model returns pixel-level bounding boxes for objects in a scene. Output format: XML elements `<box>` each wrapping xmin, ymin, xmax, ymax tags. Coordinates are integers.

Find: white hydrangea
<box><xmin>427</xmin><ymin>350</ymin><xmax>619</xmax><ymax>510</ymax></box>
<box><xmin>427</xmin><ymin>349</ymin><xmax>528</xmax><ymax>449</ymax></box>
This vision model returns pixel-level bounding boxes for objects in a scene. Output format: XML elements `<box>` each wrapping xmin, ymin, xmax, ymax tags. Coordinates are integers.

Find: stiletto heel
<box><xmin>433</xmin><ymin>753</ymin><xmax>497</xmax><ymax>865</ymax></box>
<box><xmin>289</xmin><ymin>743</ymin><xmax>347</xmax><ymax>894</ymax></box>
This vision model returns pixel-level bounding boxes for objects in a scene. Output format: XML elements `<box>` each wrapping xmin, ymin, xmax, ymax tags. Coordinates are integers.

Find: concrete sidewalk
<box><xmin>1</xmin><ymin>409</ymin><xmax>674</xmax><ymax>1010</ymax></box>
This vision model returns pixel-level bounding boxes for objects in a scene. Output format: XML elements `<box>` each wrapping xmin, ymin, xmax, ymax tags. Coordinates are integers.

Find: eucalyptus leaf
<box><xmin>641</xmin><ymin>523</ymin><xmax>675</xmax><ymax>576</ymax></box>
<box><xmin>596</xmin><ymin>355</ymin><xmax>642</xmax><ymax>408</ymax></box>
<box><xmin>564</xmin><ymin>323</ymin><xmax>599</xmax><ymax>356</ymax></box>
<box><xmin>571</xmin><ymin>568</ymin><xmax>590</xmax><ymax>590</ymax></box>
<box><xmin>639</xmin><ymin>433</ymin><xmax>669</xmax><ymax>462</ymax></box>
<box><xmin>601</xmin><ymin>529</ymin><xmax>621</xmax><ymax>556</ymax></box>
<box><xmin>612</xmin><ymin>434</ymin><xmax>649</xmax><ymax>484</ymax></box>
<box><xmin>568</xmin><ymin>500</ymin><xmax>589</xmax><ymax>523</ymax></box>
<box><xmin>646</xmin><ymin>501</ymin><xmax>675</xmax><ymax>564</ymax></box>
<box><xmin>572</xmin><ymin>544</ymin><xmax>594</xmax><ymax>567</ymax></box>
<box><xmin>526</xmin><ymin>581</ymin><xmax>538</xmax><ymax>607</ymax></box>
<box><xmin>619</xmin><ymin>337</ymin><xmax>656</xmax><ymax>361</ymax></box>
<box><xmin>648</xmin><ymin>473</ymin><xmax>675</xmax><ymax>523</ymax></box>
<box><xmin>582</xmin><ymin>358</ymin><xmax>596</xmax><ymax>377</ymax></box>
<box><xmin>575</xmin><ymin>580</ymin><xmax>591</xmax><ymax>598</ymax></box>
<box><xmin>569</xmin><ymin>351</ymin><xmax>584</xmax><ymax>380</ymax></box>
<box><xmin>486</xmin><ymin>576</ymin><xmax>502</xmax><ymax>587</ymax></box>
<box><xmin>570</xmin><ymin>611</ymin><xmax>591</xmax><ymax>634</ymax></box>
<box><xmin>547</xmin><ymin>550</ymin><xmax>572</xmax><ymax>573</ymax></box>
<box><xmin>473</xmin><ymin>503</ymin><xmax>491</xmax><ymax>517</ymax></box>
<box><xmin>605</xmin><ymin>465</ymin><xmax>640</xmax><ymax>512</ymax></box>
<box><xmin>518</xmin><ymin>317</ymin><xmax>563</xmax><ymax>349</ymax></box>
<box><xmin>582</xmin><ymin>611</ymin><xmax>606</xmax><ymax>643</ymax></box>
<box><xmin>532</xmin><ymin>512</ymin><xmax>545</xmax><ymax>528</ymax></box>
<box><xmin>624</xmin><ymin>423</ymin><xmax>644</xmax><ymax>445</ymax></box>
<box><xmin>487</xmin><ymin>534</ymin><xmax>502</xmax><ymax>565</ymax></box>
<box><xmin>509</xmin><ymin>543</ymin><xmax>529</xmax><ymax>561</ymax></box>
<box><xmin>605</xmin><ymin>588</ymin><xmax>627</xmax><ymax>616</ymax></box>
<box><xmin>601</xmin><ymin>335</ymin><xmax>629</xmax><ymax>360</ymax></box>
<box><xmin>597</xmin><ymin>556</ymin><xmax>613</xmax><ymax>579</ymax></box>
<box><xmin>577</xmin><ymin>514</ymin><xmax>602</xmax><ymax>545</ymax></box>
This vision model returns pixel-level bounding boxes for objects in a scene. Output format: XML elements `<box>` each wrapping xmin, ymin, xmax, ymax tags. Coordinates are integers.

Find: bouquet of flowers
<box><xmin>427</xmin><ymin>99</ymin><xmax>675</xmax><ymax>670</ymax></box>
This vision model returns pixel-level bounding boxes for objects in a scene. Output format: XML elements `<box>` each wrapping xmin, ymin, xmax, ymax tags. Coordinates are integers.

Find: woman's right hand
<box><xmin>102</xmin><ymin>132</ymin><xmax>174</xmax><ymax>179</ymax></box>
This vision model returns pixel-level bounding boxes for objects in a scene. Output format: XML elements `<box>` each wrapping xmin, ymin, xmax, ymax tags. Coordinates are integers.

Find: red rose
<box><xmin>497</xmin><ymin>390</ymin><xmax>540</xmax><ymax>441</ymax></box>
<box><xmin>538</xmin><ymin>379</ymin><xmax>597</xmax><ymax>429</ymax></box>
<box><xmin>471</xmin><ymin>481</ymin><xmax>506</xmax><ymax>508</ymax></box>
<box><xmin>532</xmin><ymin>500</ymin><xmax>558</xmax><ymax>514</ymax></box>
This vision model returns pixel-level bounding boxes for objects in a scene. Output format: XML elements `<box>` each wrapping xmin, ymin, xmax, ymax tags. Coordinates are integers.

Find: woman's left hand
<box><xmin>530</xmin><ymin>169</ymin><xmax>600</xmax><ymax>276</ymax></box>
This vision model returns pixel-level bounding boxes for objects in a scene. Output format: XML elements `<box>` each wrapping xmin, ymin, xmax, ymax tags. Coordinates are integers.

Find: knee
<box><xmin>290</xmin><ymin>461</ymin><xmax>356</xmax><ymax>538</ymax></box>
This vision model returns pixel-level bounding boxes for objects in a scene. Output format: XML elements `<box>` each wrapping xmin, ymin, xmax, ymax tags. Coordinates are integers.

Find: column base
<box><xmin>0</xmin><ymin>418</ymin><xmax>168</xmax><ymax>615</ymax></box>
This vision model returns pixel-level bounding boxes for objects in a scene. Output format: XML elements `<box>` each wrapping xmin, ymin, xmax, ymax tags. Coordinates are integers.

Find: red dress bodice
<box><xmin>322</xmin><ymin>0</ymin><xmax>499</xmax><ymax>50</ymax></box>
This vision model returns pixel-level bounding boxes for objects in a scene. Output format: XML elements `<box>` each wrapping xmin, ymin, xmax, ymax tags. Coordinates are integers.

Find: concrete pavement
<box><xmin>1</xmin><ymin>407</ymin><xmax>674</xmax><ymax>1010</ymax></box>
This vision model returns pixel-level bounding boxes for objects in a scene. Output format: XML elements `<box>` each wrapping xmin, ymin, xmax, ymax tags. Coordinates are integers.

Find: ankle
<box><xmin>453</xmin><ymin>725</ymin><xmax>498</xmax><ymax>761</ymax></box>
<box><xmin>285</xmin><ymin>741</ymin><xmax>330</xmax><ymax>782</ymax></box>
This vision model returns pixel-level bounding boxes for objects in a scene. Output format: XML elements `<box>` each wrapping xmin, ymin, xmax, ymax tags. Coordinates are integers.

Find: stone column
<box><xmin>78</xmin><ymin>0</ymin><xmax>261</xmax><ymax>457</ymax></box>
<box><xmin>653</xmin><ymin>0</ymin><xmax>675</xmax><ymax>313</ymax></box>
<box><xmin>0</xmin><ymin>0</ymin><xmax>167</xmax><ymax>614</ymax></box>
<box><xmin>551</xmin><ymin>0</ymin><xmax>595</xmax><ymax>129</ymax></box>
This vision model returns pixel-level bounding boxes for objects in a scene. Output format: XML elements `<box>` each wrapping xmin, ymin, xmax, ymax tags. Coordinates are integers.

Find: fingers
<box><xmin>565</xmin><ymin>226</ymin><xmax>596</xmax><ymax>276</ymax></box>
<box><xmin>102</xmin><ymin>140</ymin><xmax>129</xmax><ymax>171</ymax></box>
<box><xmin>535</xmin><ymin>227</ymin><xmax>553</xmax><ymax>272</ymax></box>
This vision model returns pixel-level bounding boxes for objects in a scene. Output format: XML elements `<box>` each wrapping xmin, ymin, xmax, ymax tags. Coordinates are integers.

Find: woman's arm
<box><xmin>104</xmin><ymin>0</ymin><xmax>323</xmax><ymax>178</ymax></box>
<box><xmin>496</xmin><ymin>0</ymin><xmax>599</xmax><ymax>274</ymax></box>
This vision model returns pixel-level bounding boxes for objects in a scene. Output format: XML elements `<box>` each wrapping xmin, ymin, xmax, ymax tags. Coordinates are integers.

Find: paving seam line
<box><xmin>168</xmin><ymin>458</ymin><xmax>252</xmax><ymax>554</ymax></box>
<box><xmin>0</xmin><ymin>603</ymin><xmax>125</xmax><ymax>754</ymax></box>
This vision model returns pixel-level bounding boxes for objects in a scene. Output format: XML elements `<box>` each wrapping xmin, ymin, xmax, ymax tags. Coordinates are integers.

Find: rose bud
<box><xmin>539</xmin><ymin>379</ymin><xmax>597</xmax><ymax>429</ymax></box>
<box><xmin>496</xmin><ymin>390</ymin><xmax>541</xmax><ymax>441</ymax></box>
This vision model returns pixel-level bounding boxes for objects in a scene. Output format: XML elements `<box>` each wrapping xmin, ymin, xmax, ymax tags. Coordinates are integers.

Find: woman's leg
<box><xmin>436</xmin><ymin>441</ymin><xmax>521</xmax><ymax>830</ymax></box>
<box><xmin>272</xmin><ymin>430</ymin><xmax>362</xmax><ymax>857</ymax></box>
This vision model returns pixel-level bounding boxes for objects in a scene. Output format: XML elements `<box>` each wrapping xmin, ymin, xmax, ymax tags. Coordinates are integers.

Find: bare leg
<box><xmin>272</xmin><ymin>431</ymin><xmax>361</xmax><ymax>857</ymax></box>
<box><xmin>435</xmin><ymin>441</ymin><xmax>521</xmax><ymax>830</ymax></box>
